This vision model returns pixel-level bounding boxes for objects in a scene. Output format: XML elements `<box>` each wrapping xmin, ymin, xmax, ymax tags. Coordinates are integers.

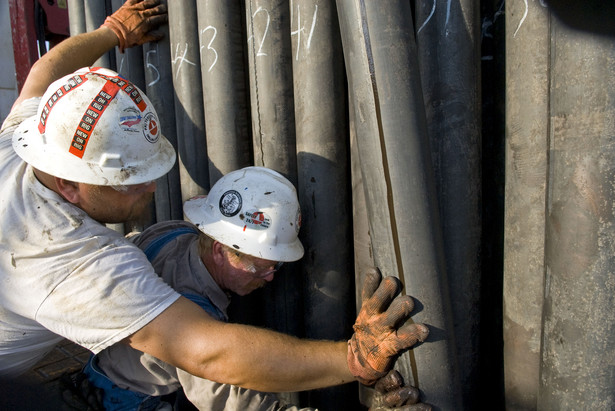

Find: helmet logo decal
<box><xmin>219</xmin><ymin>190</ymin><xmax>242</xmax><ymax>217</ymax></box>
<box><xmin>244</xmin><ymin>210</ymin><xmax>271</xmax><ymax>230</ymax></box>
<box><xmin>142</xmin><ymin>112</ymin><xmax>159</xmax><ymax>143</ymax></box>
<box><xmin>69</xmin><ymin>81</ymin><xmax>120</xmax><ymax>159</ymax></box>
<box><xmin>38</xmin><ymin>75</ymin><xmax>87</xmax><ymax>134</ymax></box>
<box><xmin>119</xmin><ymin>108</ymin><xmax>142</xmax><ymax>131</ymax></box>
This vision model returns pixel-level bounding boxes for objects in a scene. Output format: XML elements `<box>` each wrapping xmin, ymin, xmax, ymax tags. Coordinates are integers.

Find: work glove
<box><xmin>347</xmin><ymin>268</ymin><xmax>429</xmax><ymax>386</ymax></box>
<box><xmin>102</xmin><ymin>0</ymin><xmax>168</xmax><ymax>53</ymax></box>
<box><xmin>368</xmin><ymin>370</ymin><xmax>432</xmax><ymax>411</ymax></box>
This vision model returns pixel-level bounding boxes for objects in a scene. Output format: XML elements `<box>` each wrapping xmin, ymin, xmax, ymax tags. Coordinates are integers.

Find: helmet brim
<box><xmin>184</xmin><ymin>195</ymin><xmax>304</xmax><ymax>263</ymax></box>
<box><xmin>13</xmin><ymin>115</ymin><xmax>176</xmax><ymax>185</ymax></box>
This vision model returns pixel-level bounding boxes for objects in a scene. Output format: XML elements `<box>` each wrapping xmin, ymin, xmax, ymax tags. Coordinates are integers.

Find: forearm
<box><xmin>128</xmin><ymin>297</ymin><xmax>355</xmax><ymax>392</ymax></box>
<box><xmin>199</xmin><ymin>323</ymin><xmax>354</xmax><ymax>392</ymax></box>
<box><xmin>14</xmin><ymin>27</ymin><xmax>118</xmax><ymax>107</ymax></box>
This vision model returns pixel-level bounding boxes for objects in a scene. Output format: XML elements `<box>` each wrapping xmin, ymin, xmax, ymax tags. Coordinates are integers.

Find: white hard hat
<box><xmin>184</xmin><ymin>167</ymin><xmax>304</xmax><ymax>262</ymax></box>
<box><xmin>13</xmin><ymin>67</ymin><xmax>176</xmax><ymax>186</ymax></box>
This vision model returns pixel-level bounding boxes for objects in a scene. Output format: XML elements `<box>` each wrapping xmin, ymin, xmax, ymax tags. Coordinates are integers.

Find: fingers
<box><xmin>132</xmin><ymin>0</ymin><xmax>161</xmax><ymax>9</ymax></box>
<box><xmin>379</xmin><ymin>296</ymin><xmax>414</xmax><ymax>328</ymax></box>
<box><xmin>393</xmin><ymin>323</ymin><xmax>429</xmax><ymax>351</ymax></box>
<box><xmin>362</xmin><ymin>275</ymin><xmax>402</xmax><ymax>315</ymax></box>
<box><xmin>397</xmin><ymin>404</ymin><xmax>433</xmax><ymax>410</ymax></box>
<box><xmin>382</xmin><ymin>386</ymin><xmax>420</xmax><ymax>407</ymax></box>
<box><xmin>141</xmin><ymin>3</ymin><xmax>167</xmax><ymax>17</ymax></box>
<box><xmin>361</xmin><ymin>267</ymin><xmax>383</xmax><ymax>302</ymax></box>
<box><xmin>373</xmin><ymin>370</ymin><xmax>422</xmax><ymax>409</ymax></box>
<box><xmin>143</xmin><ymin>13</ymin><xmax>169</xmax><ymax>30</ymax></box>
<box><xmin>375</xmin><ymin>370</ymin><xmax>403</xmax><ymax>393</ymax></box>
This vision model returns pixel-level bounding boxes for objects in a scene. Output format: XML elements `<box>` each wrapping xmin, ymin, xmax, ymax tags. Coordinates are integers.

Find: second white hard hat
<box><xmin>184</xmin><ymin>167</ymin><xmax>304</xmax><ymax>262</ymax></box>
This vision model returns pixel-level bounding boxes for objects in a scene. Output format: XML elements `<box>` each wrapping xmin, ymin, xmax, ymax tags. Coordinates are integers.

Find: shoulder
<box><xmin>129</xmin><ymin>220</ymin><xmax>200</xmax><ymax>250</ymax></box>
<box><xmin>0</xmin><ymin>97</ymin><xmax>40</xmax><ymax>136</ymax></box>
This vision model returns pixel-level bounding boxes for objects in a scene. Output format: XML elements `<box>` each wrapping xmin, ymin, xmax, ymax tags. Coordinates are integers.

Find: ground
<box><xmin>0</xmin><ymin>340</ymin><xmax>93</xmax><ymax>410</ymax></box>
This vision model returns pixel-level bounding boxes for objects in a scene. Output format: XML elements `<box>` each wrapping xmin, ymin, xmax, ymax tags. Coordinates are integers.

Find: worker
<box><xmin>83</xmin><ymin>166</ymin><xmax>429</xmax><ymax>410</ymax></box>
<box><xmin>0</xmin><ymin>0</ymin><xmax>428</xmax><ymax>401</ymax></box>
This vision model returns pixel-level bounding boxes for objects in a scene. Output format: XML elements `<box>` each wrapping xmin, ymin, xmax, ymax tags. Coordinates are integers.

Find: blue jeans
<box><xmin>83</xmin><ymin>355</ymin><xmax>170</xmax><ymax>411</ymax></box>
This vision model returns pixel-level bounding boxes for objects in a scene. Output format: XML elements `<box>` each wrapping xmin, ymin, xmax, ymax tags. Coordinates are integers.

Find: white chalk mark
<box><xmin>291</xmin><ymin>4</ymin><xmax>318</xmax><ymax>61</ymax></box>
<box><xmin>513</xmin><ymin>0</ymin><xmax>529</xmax><ymax>37</ymax></box>
<box><xmin>146</xmin><ymin>48</ymin><xmax>160</xmax><ymax>87</ymax></box>
<box><xmin>307</xmin><ymin>5</ymin><xmax>318</xmax><ymax>50</ymax></box>
<box><xmin>200</xmin><ymin>26</ymin><xmax>218</xmax><ymax>72</ymax></box>
<box><xmin>417</xmin><ymin>0</ymin><xmax>436</xmax><ymax>34</ymax></box>
<box><xmin>118</xmin><ymin>55</ymin><xmax>126</xmax><ymax>74</ymax></box>
<box><xmin>252</xmin><ymin>7</ymin><xmax>270</xmax><ymax>57</ymax></box>
<box><xmin>292</xmin><ymin>6</ymin><xmax>302</xmax><ymax>61</ymax></box>
<box><xmin>171</xmin><ymin>43</ymin><xmax>196</xmax><ymax>80</ymax></box>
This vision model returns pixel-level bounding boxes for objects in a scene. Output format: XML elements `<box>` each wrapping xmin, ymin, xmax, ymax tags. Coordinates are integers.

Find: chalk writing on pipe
<box><xmin>118</xmin><ymin>55</ymin><xmax>126</xmax><ymax>74</ymax></box>
<box><xmin>146</xmin><ymin>46</ymin><xmax>160</xmax><ymax>87</ymax></box>
<box><xmin>417</xmin><ymin>0</ymin><xmax>436</xmax><ymax>34</ymax></box>
<box><xmin>290</xmin><ymin>3</ymin><xmax>318</xmax><ymax>61</ymax></box>
<box><xmin>200</xmin><ymin>26</ymin><xmax>218</xmax><ymax>72</ymax></box>
<box><xmin>171</xmin><ymin>42</ymin><xmax>197</xmax><ymax>80</ymax></box>
<box><xmin>248</xmin><ymin>6</ymin><xmax>270</xmax><ymax>57</ymax></box>
<box><xmin>513</xmin><ymin>0</ymin><xmax>528</xmax><ymax>37</ymax></box>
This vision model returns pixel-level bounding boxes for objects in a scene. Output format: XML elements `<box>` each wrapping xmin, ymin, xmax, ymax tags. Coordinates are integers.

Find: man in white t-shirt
<box><xmin>0</xmin><ymin>0</ymin><xmax>428</xmax><ymax>400</ymax></box>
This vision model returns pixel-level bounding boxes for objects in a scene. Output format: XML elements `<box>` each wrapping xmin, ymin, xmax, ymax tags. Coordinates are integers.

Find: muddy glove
<box><xmin>102</xmin><ymin>0</ymin><xmax>168</xmax><ymax>53</ymax></box>
<box><xmin>368</xmin><ymin>370</ymin><xmax>432</xmax><ymax>411</ymax></box>
<box><xmin>347</xmin><ymin>268</ymin><xmax>429</xmax><ymax>386</ymax></box>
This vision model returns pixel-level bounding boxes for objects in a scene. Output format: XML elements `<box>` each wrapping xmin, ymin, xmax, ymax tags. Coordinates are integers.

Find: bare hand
<box><xmin>102</xmin><ymin>0</ymin><xmax>168</xmax><ymax>53</ymax></box>
<box><xmin>347</xmin><ymin>268</ymin><xmax>429</xmax><ymax>385</ymax></box>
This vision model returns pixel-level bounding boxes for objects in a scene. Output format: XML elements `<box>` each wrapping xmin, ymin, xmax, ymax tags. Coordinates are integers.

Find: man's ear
<box><xmin>211</xmin><ymin>241</ymin><xmax>227</xmax><ymax>266</ymax></box>
<box><xmin>54</xmin><ymin>177</ymin><xmax>81</xmax><ymax>204</ymax></box>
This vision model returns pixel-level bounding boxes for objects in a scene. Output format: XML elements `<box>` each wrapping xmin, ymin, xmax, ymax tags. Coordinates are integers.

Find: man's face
<box><xmin>77</xmin><ymin>181</ymin><xmax>156</xmax><ymax>224</ymax></box>
<box><xmin>219</xmin><ymin>250</ymin><xmax>282</xmax><ymax>296</ymax></box>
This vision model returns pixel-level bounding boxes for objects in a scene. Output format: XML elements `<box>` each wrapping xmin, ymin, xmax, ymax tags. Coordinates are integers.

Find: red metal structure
<box><xmin>8</xmin><ymin>0</ymin><xmax>69</xmax><ymax>92</ymax></box>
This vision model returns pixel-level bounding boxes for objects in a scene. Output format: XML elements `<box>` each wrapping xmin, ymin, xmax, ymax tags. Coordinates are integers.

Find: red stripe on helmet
<box><xmin>37</xmin><ymin>75</ymin><xmax>88</xmax><ymax>134</ymax></box>
<box><xmin>68</xmin><ymin>80</ymin><xmax>120</xmax><ymax>159</ymax></box>
<box><xmin>90</xmin><ymin>72</ymin><xmax>148</xmax><ymax>112</ymax></box>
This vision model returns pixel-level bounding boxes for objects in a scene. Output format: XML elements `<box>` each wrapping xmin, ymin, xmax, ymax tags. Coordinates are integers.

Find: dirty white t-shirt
<box><xmin>0</xmin><ymin>98</ymin><xmax>180</xmax><ymax>377</ymax></box>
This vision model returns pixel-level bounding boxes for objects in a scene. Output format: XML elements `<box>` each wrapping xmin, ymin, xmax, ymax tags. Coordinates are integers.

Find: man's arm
<box><xmin>12</xmin><ymin>0</ymin><xmax>166</xmax><ymax>109</ymax></box>
<box><xmin>12</xmin><ymin>28</ymin><xmax>119</xmax><ymax>109</ymax></box>
<box><xmin>127</xmin><ymin>296</ymin><xmax>353</xmax><ymax>392</ymax></box>
<box><xmin>127</xmin><ymin>270</ymin><xmax>428</xmax><ymax>393</ymax></box>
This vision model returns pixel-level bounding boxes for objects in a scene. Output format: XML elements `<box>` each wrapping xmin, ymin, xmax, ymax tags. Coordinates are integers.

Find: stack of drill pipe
<box><xmin>503</xmin><ymin>1</ymin><xmax>549</xmax><ymax>409</ymax></box>
<box><xmin>142</xmin><ymin>0</ymin><xmax>183</xmax><ymax>222</ymax></box>
<box><xmin>415</xmin><ymin>1</ymin><xmax>482</xmax><ymax>408</ymax></box>
<box><xmin>336</xmin><ymin>0</ymin><xmax>460</xmax><ymax>408</ymax></box>
<box><xmin>244</xmin><ymin>1</ymin><xmax>301</xmax><ymax>405</ymax></box>
<box><xmin>196</xmin><ymin>0</ymin><xmax>252</xmax><ymax>184</ymax></box>
<box><xmin>67</xmin><ymin>0</ymin><xmax>86</xmax><ymax>36</ymax></box>
<box><xmin>168</xmin><ymin>0</ymin><xmax>209</xmax><ymax>201</ymax></box>
<box><xmin>291</xmin><ymin>0</ymin><xmax>356</xmax><ymax>408</ymax></box>
<box><xmin>84</xmin><ymin>0</ymin><xmax>112</xmax><ymax>68</ymax></box>
<box><xmin>538</xmin><ymin>2</ymin><xmax>615</xmax><ymax>409</ymax></box>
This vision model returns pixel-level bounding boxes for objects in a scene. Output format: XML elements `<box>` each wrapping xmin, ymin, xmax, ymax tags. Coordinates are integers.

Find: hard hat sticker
<box><xmin>119</xmin><ymin>108</ymin><xmax>142</xmax><ymax>132</ymax></box>
<box><xmin>142</xmin><ymin>112</ymin><xmax>159</xmax><ymax>143</ymax></box>
<box><xmin>219</xmin><ymin>190</ymin><xmax>242</xmax><ymax>217</ymax></box>
<box><xmin>69</xmin><ymin>81</ymin><xmax>119</xmax><ymax>159</ymax></box>
<box><xmin>244</xmin><ymin>210</ymin><xmax>271</xmax><ymax>230</ymax></box>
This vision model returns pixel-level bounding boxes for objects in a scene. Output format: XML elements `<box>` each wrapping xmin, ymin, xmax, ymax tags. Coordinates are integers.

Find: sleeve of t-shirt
<box><xmin>36</xmin><ymin>238</ymin><xmax>181</xmax><ymax>354</ymax></box>
<box><xmin>0</xmin><ymin>97</ymin><xmax>40</xmax><ymax>139</ymax></box>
